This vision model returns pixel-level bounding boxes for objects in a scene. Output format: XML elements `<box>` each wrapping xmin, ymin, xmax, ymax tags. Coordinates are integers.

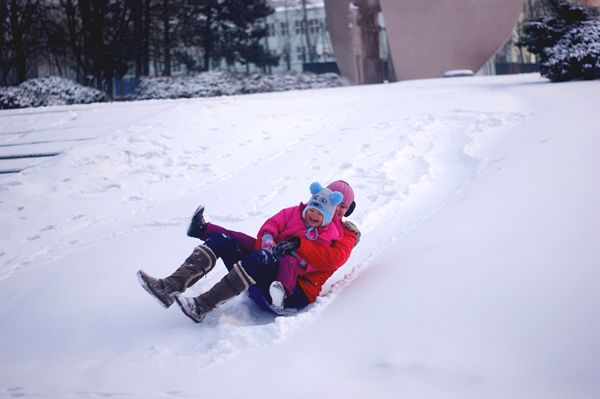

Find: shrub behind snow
<box><xmin>1</xmin><ymin>71</ymin><xmax>342</xmax><ymax>110</ymax></box>
<box><xmin>0</xmin><ymin>76</ymin><xmax>108</xmax><ymax>109</ymax></box>
<box><xmin>519</xmin><ymin>1</ymin><xmax>600</xmax><ymax>82</ymax></box>
<box><xmin>541</xmin><ymin>20</ymin><xmax>600</xmax><ymax>82</ymax></box>
<box><xmin>0</xmin><ymin>86</ymin><xmax>33</xmax><ymax>109</ymax></box>
<box><xmin>131</xmin><ymin>71</ymin><xmax>343</xmax><ymax>100</ymax></box>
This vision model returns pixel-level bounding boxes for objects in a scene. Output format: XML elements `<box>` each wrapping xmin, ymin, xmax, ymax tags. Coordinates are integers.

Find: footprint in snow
<box><xmin>5</xmin><ymin>386</ymin><xmax>25</xmax><ymax>397</ymax></box>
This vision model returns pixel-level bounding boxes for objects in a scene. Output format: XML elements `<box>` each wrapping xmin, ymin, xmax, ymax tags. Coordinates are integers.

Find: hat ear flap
<box><xmin>330</xmin><ymin>191</ymin><xmax>343</xmax><ymax>206</ymax></box>
<box><xmin>345</xmin><ymin>201</ymin><xmax>356</xmax><ymax>217</ymax></box>
<box><xmin>310</xmin><ymin>182</ymin><xmax>323</xmax><ymax>195</ymax></box>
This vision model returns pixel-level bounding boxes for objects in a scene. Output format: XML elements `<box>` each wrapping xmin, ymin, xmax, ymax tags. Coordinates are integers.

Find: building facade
<box><xmin>267</xmin><ymin>1</ymin><xmax>336</xmax><ymax>72</ymax></box>
<box><xmin>222</xmin><ymin>0</ymin><xmax>337</xmax><ymax>74</ymax></box>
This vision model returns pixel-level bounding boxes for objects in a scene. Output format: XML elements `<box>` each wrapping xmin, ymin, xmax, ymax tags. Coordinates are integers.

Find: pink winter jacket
<box><xmin>256</xmin><ymin>203</ymin><xmax>343</xmax><ymax>249</ymax></box>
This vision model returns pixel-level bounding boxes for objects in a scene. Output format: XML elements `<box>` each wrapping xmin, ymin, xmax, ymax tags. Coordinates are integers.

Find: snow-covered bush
<box><xmin>0</xmin><ymin>86</ymin><xmax>35</xmax><ymax>109</ymax></box>
<box><xmin>1</xmin><ymin>71</ymin><xmax>342</xmax><ymax>109</ymax></box>
<box><xmin>0</xmin><ymin>76</ymin><xmax>108</xmax><ymax>109</ymax></box>
<box><xmin>541</xmin><ymin>20</ymin><xmax>600</xmax><ymax>81</ymax></box>
<box><xmin>131</xmin><ymin>70</ymin><xmax>343</xmax><ymax>100</ymax></box>
<box><xmin>519</xmin><ymin>0</ymin><xmax>600</xmax><ymax>82</ymax></box>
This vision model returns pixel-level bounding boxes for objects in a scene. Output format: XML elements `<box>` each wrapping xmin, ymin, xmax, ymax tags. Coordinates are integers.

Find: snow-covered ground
<box><xmin>0</xmin><ymin>73</ymin><xmax>599</xmax><ymax>398</ymax></box>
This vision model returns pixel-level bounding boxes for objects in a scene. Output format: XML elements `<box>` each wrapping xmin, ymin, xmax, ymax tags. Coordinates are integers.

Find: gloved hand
<box><xmin>273</xmin><ymin>237</ymin><xmax>301</xmax><ymax>259</ymax></box>
<box><xmin>342</xmin><ymin>220</ymin><xmax>361</xmax><ymax>246</ymax></box>
<box><xmin>261</xmin><ymin>233</ymin><xmax>276</xmax><ymax>253</ymax></box>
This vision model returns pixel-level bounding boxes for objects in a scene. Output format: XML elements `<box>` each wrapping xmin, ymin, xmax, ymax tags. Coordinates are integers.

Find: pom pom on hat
<box><xmin>303</xmin><ymin>182</ymin><xmax>343</xmax><ymax>226</ymax></box>
<box><xmin>326</xmin><ymin>180</ymin><xmax>354</xmax><ymax>209</ymax></box>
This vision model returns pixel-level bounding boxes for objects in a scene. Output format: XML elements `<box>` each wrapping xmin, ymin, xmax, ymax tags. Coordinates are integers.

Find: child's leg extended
<box><xmin>204</xmin><ymin>223</ymin><xmax>256</xmax><ymax>251</ymax></box>
<box><xmin>187</xmin><ymin>205</ymin><xmax>257</xmax><ymax>251</ymax></box>
<box><xmin>204</xmin><ymin>232</ymin><xmax>252</xmax><ymax>271</ymax></box>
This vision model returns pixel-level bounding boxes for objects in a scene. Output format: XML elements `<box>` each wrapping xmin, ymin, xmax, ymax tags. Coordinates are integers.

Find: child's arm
<box><xmin>295</xmin><ymin>227</ymin><xmax>357</xmax><ymax>272</ymax></box>
<box><xmin>255</xmin><ymin>207</ymin><xmax>292</xmax><ymax>249</ymax></box>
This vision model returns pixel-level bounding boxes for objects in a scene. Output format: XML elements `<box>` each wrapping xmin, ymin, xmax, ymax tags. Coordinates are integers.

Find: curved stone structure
<box><xmin>325</xmin><ymin>0</ymin><xmax>524</xmax><ymax>84</ymax></box>
<box><xmin>323</xmin><ymin>0</ymin><xmax>360</xmax><ymax>85</ymax></box>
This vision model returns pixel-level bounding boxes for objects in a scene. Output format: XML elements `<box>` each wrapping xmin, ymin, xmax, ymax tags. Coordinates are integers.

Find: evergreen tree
<box><xmin>519</xmin><ymin>0</ymin><xmax>600</xmax><ymax>81</ymax></box>
<box><xmin>217</xmin><ymin>0</ymin><xmax>279</xmax><ymax>71</ymax></box>
<box><xmin>542</xmin><ymin>19</ymin><xmax>600</xmax><ymax>81</ymax></box>
<box><xmin>131</xmin><ymin>0</ymin><xmax>151</xmax><ymax>78</ymax></box>
<box><xmin>174</xmin><ymin>0</ymin><xmax>219</xmax><ymax>72</ymax></box>
<box><xmin>43</xmin><ymin>0</ymin><xmax>137</xmax><ymax>95</ymax></box>
<box><xmin>0</xmin><ymin>0</ymin><xmax>43</xmax><ymax>85</ymax></box>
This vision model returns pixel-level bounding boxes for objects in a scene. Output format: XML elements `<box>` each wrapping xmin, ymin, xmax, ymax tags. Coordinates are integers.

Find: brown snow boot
<box><xmin>137</xmin><ymin>244</ymin><xmax>217</xmax><ymax>308</ymax></box>
<box><xmin>175</xmin><ymin>262</ymin><xmax>255</xmax><ymax>323</ymax></box>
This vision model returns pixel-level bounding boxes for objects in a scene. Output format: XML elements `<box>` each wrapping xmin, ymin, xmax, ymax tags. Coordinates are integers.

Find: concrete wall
<box><xmin>325</xmin><ymin>0</ymin><xmax>524</xmax><ymax>83</ymax></box>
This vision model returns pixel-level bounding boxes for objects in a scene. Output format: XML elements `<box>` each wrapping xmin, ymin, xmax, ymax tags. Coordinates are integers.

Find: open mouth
<box><xmin>308</xmin><ymin>216</ymin><xmax>321</xmax><ymax>225</ymax></box>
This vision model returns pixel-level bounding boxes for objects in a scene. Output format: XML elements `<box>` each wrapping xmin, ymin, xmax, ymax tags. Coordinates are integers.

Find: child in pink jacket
<box><xmin>256</xmin><ymin>182</ymin><xmax>344</xmax><ymax>309</ymax></box>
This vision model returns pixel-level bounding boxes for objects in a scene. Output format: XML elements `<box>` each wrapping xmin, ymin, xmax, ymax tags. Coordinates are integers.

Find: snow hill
<box><xmin>0</xmin><ymin>73</ymin><xmax>599</xmax><ymax>399</ymax></box>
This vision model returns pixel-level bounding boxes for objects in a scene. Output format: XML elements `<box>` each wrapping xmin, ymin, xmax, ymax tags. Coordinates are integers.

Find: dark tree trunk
<box><xmin>162</xmin><ymin>0</ymin><xmax>171</xmax><ymax>76</ymax></box>
<box><xmin>203</xmin><ymin>2</ymin><xmax>213</xmax><ymax>71</ymax></box>
<box><xmin>301</xmin><ymin>0</ymin><xmax>314</xmax><ymax>63</ymax></box>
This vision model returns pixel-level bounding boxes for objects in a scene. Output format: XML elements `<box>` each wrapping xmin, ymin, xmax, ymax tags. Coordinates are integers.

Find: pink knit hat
<box><xmin>327</xmin><ymin>180</ymin><xmax>354</xmax><ymax>209</ymax></box>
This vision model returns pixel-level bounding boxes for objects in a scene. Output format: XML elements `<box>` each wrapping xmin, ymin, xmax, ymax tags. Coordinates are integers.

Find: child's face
<box><xmin>305</xmin><ymin>208</ymin><xmax>324</xmax><ymax>227</ymax></box>
<box><xmin>335</xmin><ymin>203</ymin><xmax>348</xmax><ymax>219</ymax></box>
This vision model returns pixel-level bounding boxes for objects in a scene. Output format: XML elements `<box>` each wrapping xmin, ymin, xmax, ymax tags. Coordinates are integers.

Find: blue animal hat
<box><xmin>303</xmin><ymin>182</ymin><xmax>344</xmax><ymax>227</ymax></box>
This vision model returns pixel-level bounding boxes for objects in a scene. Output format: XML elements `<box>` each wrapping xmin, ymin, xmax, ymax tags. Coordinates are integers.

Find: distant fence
<box><xmin>495</xmin><ymin>62</ymin><xmax>540</xmax><ymax>75</ymax></box>
<box><xmin>303</xmin><ymin>62</ymin><xmax>340</xmax><ymax>75</ymax></box>
<box><xmin>113</xmin><ymin>75</ymin><xmax>137</xmax><ymax>98</ymax></box>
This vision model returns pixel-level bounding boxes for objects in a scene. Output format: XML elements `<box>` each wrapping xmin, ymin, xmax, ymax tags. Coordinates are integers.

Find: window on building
<box><xmin>297</xmin><ymin>46</ymin><xmax>306</xmax><ymax>62</ymax></box>
<box><xmin>280</xmin><ymin>21</ymin><xmax>289</xmax><ymax>36</ymax></box>
<box><xmin>309</xmin><ymin>19</ymin><xmax>320</xmax><ymax>34</ymax></box>
<box><xmin>295</xmin><ymin>20</ymin><xmax>306</xmax><ymax>35</ymax></box>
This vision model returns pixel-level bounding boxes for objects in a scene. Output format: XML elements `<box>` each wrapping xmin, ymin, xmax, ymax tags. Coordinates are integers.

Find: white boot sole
<box><xmin>137</xmin><ymin>270</ymin><xmax>171</xmax><ymax>309</ymax></box>
<box><xmin>175</xmin><ymin>295</ymin><xmax>204</xmax><ymax>323</ymax></box>
<box><xmin>269</xmin><ymin>281</ymin><xmax>286</xmax><ymax>310</ymax></box>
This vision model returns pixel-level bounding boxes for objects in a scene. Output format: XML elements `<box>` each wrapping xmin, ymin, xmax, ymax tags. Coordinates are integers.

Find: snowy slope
<box><xmin>0</xmin><ymin>74</ymin><xmax>599</xmax><ymax>398</ymax></box>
